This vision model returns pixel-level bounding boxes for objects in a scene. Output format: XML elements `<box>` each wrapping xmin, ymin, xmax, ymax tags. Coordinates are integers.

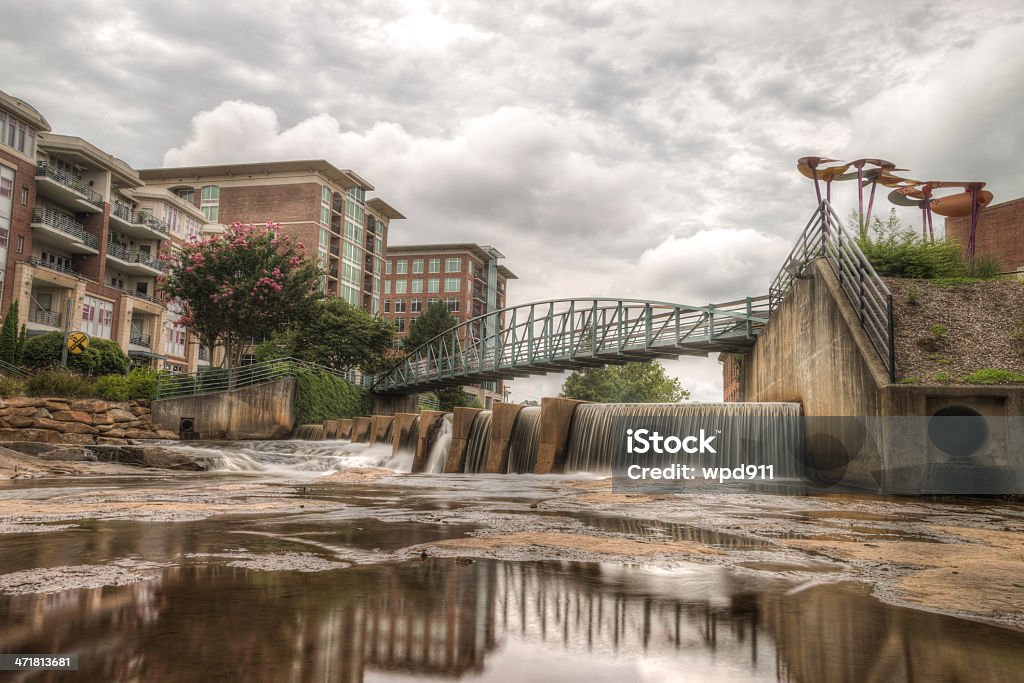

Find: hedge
<box><xmin>293</xmin><ymin>369</ymin><xmax>370</xmax><ymax>424</ymax></box>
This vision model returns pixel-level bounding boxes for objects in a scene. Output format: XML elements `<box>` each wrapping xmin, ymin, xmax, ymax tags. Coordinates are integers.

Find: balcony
<box><xmin>29</xmin><ymin>308</ymin><xmax>62</xmax><ymax>328</ymax></box>
<box><xmin>329</xmin><ymin>243</ymin><xmax>340</xmax><ymax>256</ymax></box>
<box><xmin>110</xmin><ymin>284</ymin><xmax>162</xmax><ymax>306</ymax></box>
<box><xmin>111</xmin><ymin>200</ymin><xmax>134</xmax><ymax>224</ymax></box>
<box><xmin>35</xmin><ymin>162</ymin><xmax>103</xmax><ymax>212</ymax></box>
<box><xmin>28</xmin><ymin>256</ymin><xmax>93</xmax><ymax>281</ymax></box>
<box><xmin>129</xmin><ymin>331</ymin><xmax>152</xmax><ymax>348</ymax></box>
<box><xmin>106</xmin><ymin>242</ymin><xmax>167</xmax><ymax>275</ymax></box>
<box><xmin>31</xmin><ymin>208</ymin><xmax>100</xmax><ymax>254</ymax></box>
<box><xmin>111</xmin><ymin>210</ymin><xmax>171</xmax><ymax>241</ymax></box>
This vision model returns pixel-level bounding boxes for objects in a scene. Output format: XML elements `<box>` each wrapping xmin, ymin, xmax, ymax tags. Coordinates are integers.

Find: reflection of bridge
<box><xmin>373</xmin><ymin>296</ymin><xmax>771</xmax><ymax>394</ymax></box>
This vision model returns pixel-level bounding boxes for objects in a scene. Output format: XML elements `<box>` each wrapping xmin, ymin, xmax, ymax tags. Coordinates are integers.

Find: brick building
<box><xmin>139</xmin><ymin>161</ymin><xmax>405</xmax><ymax>315</ymax></box>
<box><xmin>382</xmin><ymin>243</ymin><xmax>516</xmax><ymax>406</ymax></box>
<box><xmin>945</xmin><ymin>197</ymin><xmax>1024</xmax><ymax>273</ymax></box>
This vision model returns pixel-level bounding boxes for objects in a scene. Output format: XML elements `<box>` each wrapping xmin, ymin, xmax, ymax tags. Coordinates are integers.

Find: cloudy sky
<box><xmin>3</xmin><ymin>1</ymin><xmax>1022</xmax><ymax>400</ymax></box>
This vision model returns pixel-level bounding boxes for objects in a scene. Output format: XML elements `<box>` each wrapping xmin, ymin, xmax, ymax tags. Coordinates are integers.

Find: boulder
<box><xmin>44</xmin><ymin>400</ymin><xmax>71</xmax><ymax>411</ymax></box>
<box><xmin>1</xmin><ymin>398</ymin><xmax>45</xmax><ymax>408</ymax></box>
<box><xmin>5</xmin><ymin>406</ymin><xmax>41</xmax><ymax>417</ymax></box>
<box><xmin>88</xmin><ymin>445</ymin><xmax>206</xmax><ymax>471</ymax></box>
<box><xmin>30</xmin><ymin>418</ymin><xmax>98</xmax><ymax>435</ymax></box>
<box><xmin>69</xmin><ymin>399</ymin><xmax>110</xmax><ymax>413</ymax></box>
<box><xmin>5</xmin><ymin>416</ymin><xmax>35</xmax><ymax>428</ymax></box>
<box><xmin>108</xmin><ymin>408</ymin><xmax>135</xmax><ymax>423</ymax></box>
<box><xmin>95</xmin><ymin>437</ymin><xmax>129</xmax><ymax>445</ymax></box>
<box><xmin>0</xmin><ymin>428</ymin><xmax>62</xmax><ymax>443</ymax></box>
<box><xmin>59</xmin><ymin>433</ymin><xmax>97</xmax><ymax>445</ymax></box>
<box><xmin>50</xmin><ymin>410</ymin><xmax>94</xmax><ymax>424</ymax></box>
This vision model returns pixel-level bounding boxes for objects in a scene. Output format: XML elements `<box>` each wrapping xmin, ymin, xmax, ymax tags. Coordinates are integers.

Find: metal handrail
<box><xmin>35</xmin><ymin>162</ymin><xmax>103</xmax><ymax>206</ymax></box>
<box><xmin>132</xmin><ymin>211</ymin><xmax>171</xmax><ymax>235</ymax></box>
<box><xmin>31</xmin><ymin>208</ymin><xmax>100</xmax><ymax>249</ymax></box>
<box><xmin>29</xmin><ymin>308</ymin><xmax>62</xmax><ymax>327</ymax></box>
<box><xmin>155</xmin><ymin>357</ymin><xmax>360</xmax><ymax>399</ymax></box>
<box><xmin>110</xmin><ymin>285</ymin><xmax>162</xmax><ymax>306</ymax></box>
<box><xmin>106</xmin><ymin>242</ymin><xmax>166</xmax><ymax>271</ymax></box>
<box><xmin>112</xmin><ymin>201</ymin><xmax>134</xmax><ymax>223</ymax></box>
<box><xmin>768</xmin><ymin>201</ymin><xmax>895</xmax><ymax>381</ymax></box>
<box><xmin>27</xmin><ymin>256</ymin><xmax>94</xmax><ymax>282</ymax></box>
<box><xmin>130</xmin><ymin>332</ymin><xmax>152</xmax><ymax>347</ymax></box>
<box><xmin>0</xmin><ymin>359</ymin><xmax>30</xmax><ymax>378</ymax></box>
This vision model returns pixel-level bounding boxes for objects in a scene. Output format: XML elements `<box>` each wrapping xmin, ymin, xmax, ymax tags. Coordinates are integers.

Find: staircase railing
<box><xmin>155</xmin><ymin>357</ymin><xmax>360</xmax><ymax>399</ymax></box>
<box><xmin>768</xmin><ymin>201</ymin><xmax>895</xmax><ymax>382</ymax></box>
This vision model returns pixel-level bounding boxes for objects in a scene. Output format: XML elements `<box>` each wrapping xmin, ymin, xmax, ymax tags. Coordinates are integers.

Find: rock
<box><xmin>130</xmin><ymin>406</ymin><xmax>148</xmax><ymax>416</ymax></box>
<box><xmin>0</xmin><ymin>429</ymin><xmax>62</xmax><ymax>443</ymax></box>
<box><xmin>153</xmin><ymin>430</ymin><xmax>180</xmax><ymax>440</ymax></box>
<box><xmin>2</xmin><ymin>442</ymin><xmax>87</xmax><ymax>458</ymax></box>
<box><xmin>1</xmin><ymin>398</ymin><xmax>45</xmax><ymax>408</ymax></box>
<box><xmin>69</xmin><ymin>399</ymin><xmax>109</xmax><ymax>413</ymax></box>
<box><xmin>87</xmin><ymin>445</ymin><xmax>206</xmax><ymax>471</ymax></box>
<box><xmin>101</xmin><ymin>428</ymin><xmax>126</xmax><ymax>438</ymax></box>
<box><xmin>91</xmin><ymin>413</ymin><xmax>114</xmax><ymax>425</ymax></box>
<box><xmin>31</xmin><ymin>418</ymin><xmax>98</xmax><ymax>435</ymax></box>
<box><xmin>95</xmin><ymin>437</ymin><xmax>129</xmax><ymax>445</ymax></box>
<box><xmin>44</xmin><ymin>400</ymin><xmax>71</xmax><ymax>411</ymax></box>
<box><xmin>5</xmin><ymin>416</ymin><xmax>34</xmax><ymax>428</ymax></box>
<box><xmin>123</xmin><ymin>429</ymin><xmax>159</xmax><ymax>439</ymax></box>
<box><xmin>5</xmin><ymin>406</ymin><xmax>41</xmax><ymax>417</ymax></box>
<box><xmin>51</xmin><ymin>410</ymin><xmax>94</xmax><ymax>424</ymax></box>
<box><xmin>56</xmin><ymin>433</ymin><xmax>96</xmax><ymax>445</ymax></box>
<box><xmin>108</xmin><ymin>408</ymin><xmax>135</xmax><ymax>423</ymax></box>
<box><xmin>32</xmin><ymin>409</ymin><xmax>50</xmax><ymax>418</ymax></box>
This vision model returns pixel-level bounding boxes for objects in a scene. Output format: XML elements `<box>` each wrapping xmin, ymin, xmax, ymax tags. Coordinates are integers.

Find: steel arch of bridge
<box><xmin>372</xmin><ymin>296</ymin><xmax>771</xmax><ymax>394</ymax></box>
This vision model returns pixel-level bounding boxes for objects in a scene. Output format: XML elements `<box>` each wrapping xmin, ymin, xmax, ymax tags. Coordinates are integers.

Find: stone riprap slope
<box><xmin>0</xmin><ymin>397</ymin><xmax>178</xmax><ymax>445</ymax></box>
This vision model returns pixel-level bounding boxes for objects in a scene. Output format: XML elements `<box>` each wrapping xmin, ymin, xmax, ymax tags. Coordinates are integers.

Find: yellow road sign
<box><xmin>67</xmin><ymin>331</ymin><xmax>90</xmax><ymax>355</ymax></box>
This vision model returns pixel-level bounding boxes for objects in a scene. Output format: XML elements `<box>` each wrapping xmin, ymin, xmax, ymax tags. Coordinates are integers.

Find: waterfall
<box><xmin>506</xmin><ymin>407</ymin><xmax>542</xmax><ymax>474</ymax></box>
<box><xmin>564</xmin><ymin>402</ymin><xmax>803</xmax><ymax>475</ymax></box>
<box><xmin>293</xmin><ymin>424</ymin><xmax>324</xmax><ymax>440</ymax></box>
<box><xmin>424</xmin><ymin>414</ymin><xmax>453</xmax><ymax>474</ymax></box>
<box><xmin>397</xmin><ymin>415</ymin><xmax>421</xmax><ymax>456</ymax></box>
<box><xmin>462</xmin><ymin>410</ymin><xmax>493</xmax><ymax>473</ymax></box>
<box><xmin>383</xmin><ymin>420</ymin><xmax>394</xmax><ymax>444</ymax></box>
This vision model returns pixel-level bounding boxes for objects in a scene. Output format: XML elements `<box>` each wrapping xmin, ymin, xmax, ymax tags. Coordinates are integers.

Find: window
<box><xmin>395</xmin><ymin>280</ymin><xmax>407</xmax><ymax>294</ymax></box>
<box><xmin>394</xmin><ymin>299</ymin><xmax>406</xmax><ymax>313</ymax></box>
<box><xmin>412</xmin><ymin>259</ymin><xmax>424</xmax><ymax>274</ymax></box>
<box><xmin>396</xmin><ymin>317</ymin><xmax>406</xmax><ymax>333</ymax></box>
<box><xmin>384</xmin><ymin>280</ymin><xmax>391</xmax><ymax>294</ymax></box>
<box><xmin>447</xmin><ymin>298</ymin><xmax>460</xmax><ymax>313</ymax></box>
<box><xmin>445</xmin><ymin>257</ymin><xmax>461</xmax><ymax>272</ymax></box>
<box><xmin>445</xmin><ymin>278</ymin><xmax>461</xmax><ymax>292</ymax></box>
<box><xmin>395</xmin><ymin>260</ymin><xmax>408</xmax><ymax>274</ymax></box>
<box><xmin>427</xmin><ymin>278</ymin><xmax>439</xmax><ymax>293</ymax></box>
<box><xmin>428</xmin><ymin>258</ymin><xmax>440</xmax><ymax>273</ymax></box>
<box><xmin>174</xmin><ymin>188</ymin><xmax>195</xmax><ymax>204</ymax></box>
<box><xmin>384</xmin><ymin>300</ymin><xmax>391</xmax><ymax>313</ymax></box>
<box><xmin>386</xmin><ymin>260</ymin><xmax>393</xmax><ymax>274</ymax></box>
<box><xmin>410</xmin><ymin>299</ymin><xmax>423</xmax><ymax>313</ymax></box>
<box><xmin>19</xmin><ymin>187</ymin><xmax>28</xmax><ymax>205</ymax></box>
<box><xmin>200</xmin><ymin>185</ymin><xmax>220</xmax><ymax>222</ymax></box>
<box><xmin>15</xmin><ymin>235</ymin><xmax>23</xmax><ymax>253</ymax></box>
<box><xmin>81</xmin><ymin>296</ymin><xmax>114</xmax><ymax>340</ymax></box>
<box><xmin>411</xmin><ymin>279</ymin><xmax>423</xmax><ymax>293</ymax></box>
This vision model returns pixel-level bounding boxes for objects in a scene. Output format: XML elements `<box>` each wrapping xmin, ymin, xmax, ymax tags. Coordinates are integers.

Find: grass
<box><xmin>962</xmin><ymin>369</ymin><xmax>1024</xmax><ymax>385</ymax></box>
<box><xmin>931</xmin><ymin>371</ymin><xmax>952</xmax><ymax>382</ymax></box>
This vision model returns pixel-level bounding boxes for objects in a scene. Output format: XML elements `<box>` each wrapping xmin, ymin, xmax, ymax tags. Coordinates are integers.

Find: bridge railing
<box><xmin>155</xmin><ymin>357</ymin><xmax>360</xmax><ymax>399</ymax></box>
<box><xmin>769</xmin><ymin>201</ymin><xmax>895</xmax><ymax>382</ymax></box>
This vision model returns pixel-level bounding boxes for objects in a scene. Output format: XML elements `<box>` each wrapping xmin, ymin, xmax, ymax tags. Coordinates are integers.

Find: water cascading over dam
<box><xmin>506</xmin><ymin>407</ymin><xmax>541</xmax><ymax>474</ymax></box>
<box><xmin>563</xmin><ymin>402</ymin><xmax>804</xmax><ymax>475</ymax></box>
<box><xmin>462</xmin><ymin>410</ymin><xmax>493</xmax><ymax>473</ymax></box>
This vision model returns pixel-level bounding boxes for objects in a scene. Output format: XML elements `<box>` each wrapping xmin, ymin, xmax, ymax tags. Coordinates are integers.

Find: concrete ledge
<box><xmin>351</xmin><ymin>417</ymin><xmax>372</xmax><ymax>443</ymax></box>
<box><xmin>369</xmin><ymin>415</ymin><xmax>394</xmax><ymax>445</ymax></box>
<box><xmin>484</xmin><ymin>403</ymin><xmax>523</xmax><ymax>473</ymax></box>
<box><xmin>391</xmin><ymin>413</ymin><xmax>419</xmax><ymax>458</ymax></box>
<box><xmin>412</xmin><ymin>410</ymin><xmax>445</xmax><ymax>473</ymax></box>
<box><xmin>339</xmin><ymin>419</ymin><xmax>353</xmax><ymax>440</ymax></box>
<box><xmin>152</xmin><ymin>378</ymin><xmax>295</xmax><ymax>440</ymax></box>
<box><xmin>534</xmin><ymin>397</ymin><xmax>587</xmax><ymax>474</ymax></box>
<box><xmin>322</xmin><ymin>419</ymin><xmax>340</xmax><ymax>439</ymax></box>
<box><xmin>445</xmin><ymin>407</ymin><xmax>482</xmax><ymax>473</ymax></box>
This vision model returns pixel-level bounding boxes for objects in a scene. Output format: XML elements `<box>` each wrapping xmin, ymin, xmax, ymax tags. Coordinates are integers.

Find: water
<box><xmin>424</xmin><ymin>413</ymin><xmax>453</xmax><ymax>474</ymax></box>
<box><xmin>176</xmin><ymin>440</ymin><xmax>403</xmax><ymax>477</ymax></box>
<box><xmin>294</xmin><ymin>423</ymin><xmax>325</xmax><ymax>440</ymax></box>
<box><xmin>507</xmin><ymin>406</ymin><xmax>542</xmax><ymax>474</ymax></box>
<box><xmin>398</xmin><ymin>415</ymin><xmax>421</xmax><ymax>456</ymax></box>
<box><xmin>564</xmin><ymin>402</ymin><xmax>803</xmax><ymax>474</ymax></box>
<box><xmin>463</xmin><ymin>410</ymin><xmax>493</xmax><ymax>473</ymax></box>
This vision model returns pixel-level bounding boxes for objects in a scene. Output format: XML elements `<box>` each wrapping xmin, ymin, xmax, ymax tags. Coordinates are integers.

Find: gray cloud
<box><xmin>3</xmin><ymin>0</ymin><xmax>1021</xmax><ymax>400</ymax></box>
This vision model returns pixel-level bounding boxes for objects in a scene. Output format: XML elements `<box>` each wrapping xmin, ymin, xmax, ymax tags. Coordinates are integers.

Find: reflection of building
<box><xmin>140</xmin><ymin>161</ymin><xmax>405</xmax><ymax>314</ymax></box>
<box><xmin>382</xmin><ymin>243</ymin><xmax>517</xmax><ymax>406</ymax></box>
<box><xmin>0</xmin><ymin>88</ymin><xmax>218</xmax><ymax>371</ymax></box>
<box><xmin>946</xmin><ymin>197</ymin><xmax>1024</xmax><ymax>273</ymax></box>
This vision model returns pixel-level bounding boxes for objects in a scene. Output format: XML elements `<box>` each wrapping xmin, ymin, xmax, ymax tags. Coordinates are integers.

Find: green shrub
<box><xmin>94</xmin><ymin>368</ymin><xmax>160</xmax><ymax>401</ymax></box>
<box><xmin>0</xmin><ymin>375</ymin><xmax>24</xmax><ymax>397</ymax></box>
<box><xmin>293</xmin><ymin>369</ymin><xmax>370</xmax><ymax>424</ymax></box>
<box><xmin>23</xmin><ymin>332</ymin><xmax>130</xmax><ymax>376</ymax></box>
<box><xmin>964</xmin><ymin>254</ymin><xmax>1002</xmax><ymax>279</ymax></box>
<box><xmin>858</xmin><ymin>228</ymin><xmax>965</xmax><ymax>279</ymax></box>
<box><xmin>25</xmin><ymin>369</ymin><xmax>97</xmax><ymax>397</ymax></box>
<box><xmin>905</xmin><ymin>285</ymin><xmax>919</xmax><ymax>305</ymax></box>
<box><xmin>962</xmin><ymin>369</ymin><xmax>1024</xmax><ymax>384</ymax></box>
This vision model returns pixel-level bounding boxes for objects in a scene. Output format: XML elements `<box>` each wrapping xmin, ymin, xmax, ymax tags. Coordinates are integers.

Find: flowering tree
<box><xmin>161</xmin><ymin>222</ymin><xmax>320</xmax><ymax>369</ymax></box>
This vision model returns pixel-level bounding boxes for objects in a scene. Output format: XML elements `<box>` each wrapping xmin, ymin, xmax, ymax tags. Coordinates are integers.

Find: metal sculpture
<box><xmin>797</xmin><ymin>157</ymin><xmax>992</xmax><ymax>257</ymax></box>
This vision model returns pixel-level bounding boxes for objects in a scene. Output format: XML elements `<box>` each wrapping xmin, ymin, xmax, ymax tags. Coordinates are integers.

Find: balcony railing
<box><xmin>31</xmin><ymin>208</ymin><xmax>100</xmax><ymax>249</ymax></box>
<box><xmin>198</xmin><ymin>346</ymin><xmax>210</xmax><ymax>361</ymax></box>
<box><xmin>110</xmin><ymin>284</ymin><xmax>162</xmax><ymax>306</ymax></box>
<box><xmin>329</xmin><ymin>244</ymin><xmax>340</xmax><ymax>256</ymax></box>
<box><xmin>106</xmin><ymin>242</ymin><xmax>167</xmax><ymax>271</ymax></box>
<box><xmin>112</xmin><ymin>201</ymin><xmax>134</xmax><ymax>223</ymax></box>
<box><xmin>129</xmin><ymin>331</ymin><xmax>151</xmax><ymax>348</ymax></box>
<box><xmin>27</xmin><ymin>256</ymin><xmax>92</xmax><ymax>281</ymax></box>
<box><xmin>35</xmin><ymin>162</ymin><xmax>103</xmax><ymax>207</ymax></box>
<box><xmin>132</xmin><ymin>211</ymin><xmax>171</xmax><ymax>235</ymax></box>
<box><xmin>29</xmin><ymin>308</ymin><xmax>62</xmax><ymax>328</ymax></box>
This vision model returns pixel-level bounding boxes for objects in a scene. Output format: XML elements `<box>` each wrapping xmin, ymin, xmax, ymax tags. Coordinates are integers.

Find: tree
<box><xmin>404</xmin><ymin>301</ymin><xmax>458</xmax><ymax>353</ymax></box>
<box><xmin>561</xmin><ymin>361</ymin><xmax>690</xmax><ymax>403</ymax></box>
<box><xmin>255</xmin><ymin>298</ymin><xmax>395</xmax><ymax>372</ymax></box>
<box><xmin>0</xmin><ymin>301</ymin><xmax>19</xmax><ymax>365</ymax></box>
<box><xmin>23</xmin><ymin>332</ymin><xmax>130</xmax><ymax>376</ymax></box>
<box><xmin>160</xmin><ymin>222</ymin><xmax>321</xmax><ymax>368</ymax></box>
<box><xmin>436</xmin><ymin>387</ymin><xmax>481</xmax><ymax>411</ymax></box>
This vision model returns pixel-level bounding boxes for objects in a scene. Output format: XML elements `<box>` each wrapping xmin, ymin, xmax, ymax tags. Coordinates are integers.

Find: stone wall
<box><xmin>0</xmin><ymin>397</ymin><xmax>178</xmax><ymax>445</ymax></box>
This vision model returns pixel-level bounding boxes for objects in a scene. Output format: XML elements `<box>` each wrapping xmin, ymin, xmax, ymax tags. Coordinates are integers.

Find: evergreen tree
<box><xmin>0</xmin><ymin>302</ymin><xmax>19</xmax><ymax>365</ymax></box>
<box><xmin>404</xmin><ymin>302</ymin><xmax>459</xmax><ymax>353</ymax></box>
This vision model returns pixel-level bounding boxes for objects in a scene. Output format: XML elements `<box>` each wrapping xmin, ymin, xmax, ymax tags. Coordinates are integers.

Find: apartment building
<box><xmin>138</xmin><ymin>161</ymin><xmax>405</xmax><ymax>315</ymax></box>
<box><xmin>381</xmin><ymin>243</ymin><xmax>516</xmax><ymax>406</ymax></box>
<box><xmin>0</xmin><ymin>88</ymin><xmax>220</xmax><ymax>372</ymax></box>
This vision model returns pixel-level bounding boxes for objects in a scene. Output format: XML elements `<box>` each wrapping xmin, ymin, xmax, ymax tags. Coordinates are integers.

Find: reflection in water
<box><xmin>2</xmin><ymin>555</ymin><xmax>1024</xmax><ymax>682</ymax></box>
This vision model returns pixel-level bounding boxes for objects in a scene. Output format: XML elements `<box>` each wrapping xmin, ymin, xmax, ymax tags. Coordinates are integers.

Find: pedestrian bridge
<box><xmin>372</xmin><ymin>296</ymin><xmax>771</xmax><ymax>394</ymax></box>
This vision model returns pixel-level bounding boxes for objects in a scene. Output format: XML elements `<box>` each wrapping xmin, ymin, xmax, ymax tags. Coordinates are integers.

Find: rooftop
<box><xmin>0</xmin><ymin>89</ymin><xmax>50</xmax><ymax>132</ymax></box>
<box><xmin>139</xmin><ymin>159</ymin><xmax>375</xmax><ymax>191</ymax></box>
<box><xmin>38</xmin><ymin>133</ymin><xmax>142</xmax><ymax>188</ymax></box>
<box><xmin>387</xmin><ymin>242</ymin><xmax>517</xmax><ymax>279</ymax></box>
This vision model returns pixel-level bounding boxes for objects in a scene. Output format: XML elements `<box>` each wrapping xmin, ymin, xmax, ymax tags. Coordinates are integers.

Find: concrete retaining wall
<box><xmin>535</xmin><ymin>397</ymin><xmax>587</xmax><ymax>474</ymax></box>
<box><xmin>151</xmin><ymin>378</ymin><xmax>296</xmax><ymax>440</ymax></box>
<box><xmin>412</xmin><ymin>410</ymin><xmax>445</xmax><ymax>473</ymax></box>
<box><xmin>369</xmin><ymin>415</ymin><xmax>394</xmax><ymax>445</ymax></box>
<box><xmin>484</xmin><ymin>403</ymin><xmax>523</xmax><ymax>473</ymax></box>
<box><xmin>444</xmin><ymin>407</ymin><xmax>482</xmax><ymax>473</ymax></box>
<box><xmin>391</xmin><ymin>413</ymin><xmax>419</xmax><ymax>458</ymax></box>
<box><xmin>351</xmin><ymin>417</ymin><xmax>372</xmax><ymax>443</ymax></box>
